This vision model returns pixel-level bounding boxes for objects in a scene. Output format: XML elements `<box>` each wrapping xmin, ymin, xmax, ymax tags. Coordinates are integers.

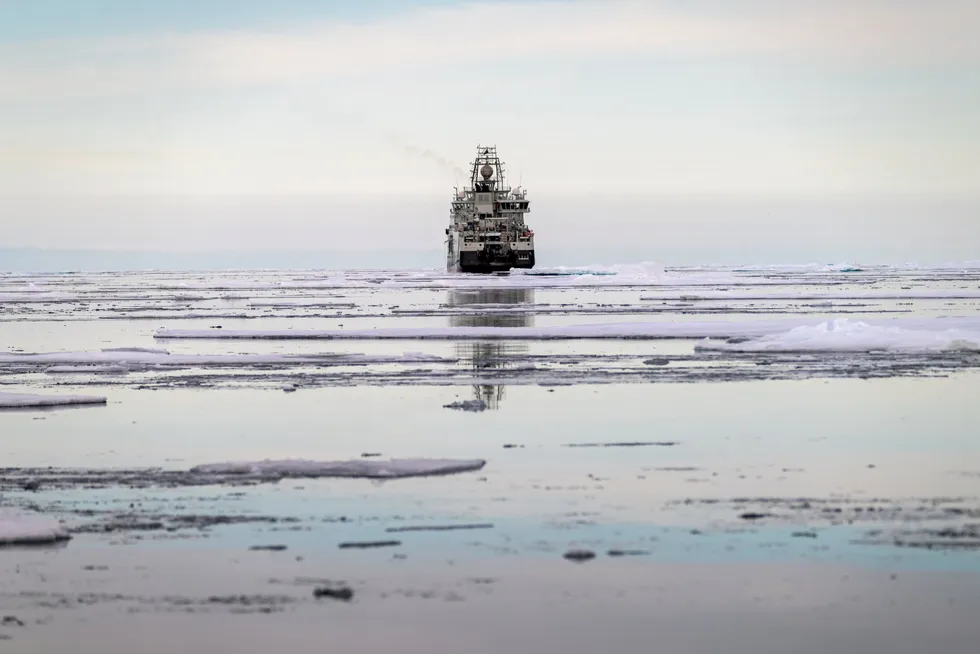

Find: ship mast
<box><xmin>470</xmin><ymin>145</ymin><xmax>508</xmax><ymax>193</ymax></box>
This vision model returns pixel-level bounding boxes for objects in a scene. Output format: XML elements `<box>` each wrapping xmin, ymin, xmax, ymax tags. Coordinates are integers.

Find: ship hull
<box><xmin>448</xmin><ymin>249</ymin><xmax>535</xmax><ymax>274</ymax></box>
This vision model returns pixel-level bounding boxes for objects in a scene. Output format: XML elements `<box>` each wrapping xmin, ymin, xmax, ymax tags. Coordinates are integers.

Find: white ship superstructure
<box><xmin>446</xmin><ymin>145</ymin><xmax>535</xmax><ymax>273</ymax></box>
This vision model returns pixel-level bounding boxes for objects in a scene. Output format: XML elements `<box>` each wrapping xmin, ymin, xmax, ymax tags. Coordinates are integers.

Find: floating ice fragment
<box><xmin>0</xmin><ymin>509</ymin><xmax>71</xmax><ymax>546</ymax></box>
<box><xmin>313</xmin><ymin>585</ymin><xmax>354</xmax><ymax>601</ymax></box>
<box><xmin>338</xmin><ymin>540</ymin><xmax>401</xmax><ymax>549</ymax></box>
<box><xmin>102</xmin><ymin>347</ymin><xmax>171</xmax><ymax>355</ymax></box>
<box><xmin>188</xmin><ymin>458</ymin><xmax>486</xmax><ymax>479</ymax></box>
<box><xmin>0</xmin><ymin>392</ymin><xmax>107</xmax><ymax>409</ymax></box>
<box><xmin>563</xmin><ymin>549</ymin><xmax>596</xmax><ymax>562</ymax></box>
<box><xmin>385</xmin><ymin>523</ymin><xmax>494</xmax><ymax>533</ymax></box>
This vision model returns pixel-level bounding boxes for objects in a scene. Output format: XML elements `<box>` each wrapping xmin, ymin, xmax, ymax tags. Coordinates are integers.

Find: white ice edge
<box><xmin>189</xmin><ymin>458</ymin><xmax>486</xmax><ymax>479</ymax></box>
<box><xmin>0</xmin><ymin>391</ymin><xmax>107</xmax><ymax>408</ymax></box>
<box><xmin>0</xmin><ymin>509</ymin><xmax>72</xmax><ymax>545</ymax></box>
<box><xmin>0</xmin><ymin>293</ymin><xmax>209</xmax><ymax>303</ymax></box>
<box><xmin>0</xmin><ymin>348</ymin><xmax>453</xmax><ymax>367</ymax></box>
<box><xmin>639</xmin><ymin>289</ymin><xmax>980</xmax><ymax>301</ymax></box>
<box><xmin>696</xmin><ymin>319</ymin><xmax>980</xmax><ymax>352</ymax></box>
<box><xmin>153</xmin><ymin>316</ymin><xmax>980</xmax><ymax>341</ymax></box>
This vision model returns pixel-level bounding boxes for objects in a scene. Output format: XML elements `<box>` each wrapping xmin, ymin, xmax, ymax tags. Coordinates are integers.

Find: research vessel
<box><xmin>446</xmin><ymin>145</ymin><xmax>535</xmax><ymax>273</ymax></box>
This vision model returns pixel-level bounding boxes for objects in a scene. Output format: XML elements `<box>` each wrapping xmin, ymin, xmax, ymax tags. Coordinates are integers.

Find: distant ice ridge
<box><xmin>0</xmin><ymin>262</ymin><xmax>764</xmax><ymax>292</ymax></box>
<box><xmin>154</xmin><ymin>316</ymin><xmax>980</xmax><ymax>341</ymax></box>
<box><xmin>640</xmin><ymin>289</ymin><xmax>980</xmax><ymax>301</ymax></box>
<box><xmin>727</xmin><ymin>262</ymin><xmax>867</xmax><ymax>272</ymax></box>
<box><xmin>0</xmin><ymin>291</ymin><xmax>72</xmax><ymax>303</ymax></box>
<box><xmin>525</xmin><ymin>262</ymin><xmax>664</xmax><ymax>278</ymax></box>
<box><xmin>696</xmin><ymin>319</ymin><xmax>980</xmax><ymax>353</ymax></box>
<box><xmin>0</xmin><ymin>391</ymin><xmax>107</xmax><ymax>409</ymax></box>
<box><xmin>688</xmin><ymin>261</ymin><xmax>980</xmax><ymax>272</ymax></box>
<box><xmin>189</xmin><ymin>458</ymin><xmax>486</xmax><ymax>479</ymax></box>
<box><xmin>512</xmin><ymin>261</ymin><xmax>769</xmax><ymax>286</ymax></box>
<box><xmin>0</xmin><ymin>509</ymin><xmax>71</xmax><ymax>545</ymax></box>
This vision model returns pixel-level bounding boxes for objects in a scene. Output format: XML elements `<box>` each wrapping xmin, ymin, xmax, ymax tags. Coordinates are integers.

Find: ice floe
<box><xmin>0</xmin><ymin>509</ymin><xmax>71</xmax><ymax>545</ymax></box>
<box><xmin>44</xmin><ymin>365</ymin><xmax>132</xmax><ymax>374</ymax></box>
<box><xmin>154</xmin><ymin>316</ymin><xmax>980</xmax><ymax>341</ymax></box>
<box><xmin>0</xmin><ymin>391</ymin><xmax>107</xmax><ymax>409</ymax></box>
<box><xmin>696</xmin><ymin>319</ymin><xmax>980</xmax><ymax>352</ymax></box>
<box><xmin>188</xmin><ymin>458</ymin><xmax>486</xmax><ymax>479</ymax></box>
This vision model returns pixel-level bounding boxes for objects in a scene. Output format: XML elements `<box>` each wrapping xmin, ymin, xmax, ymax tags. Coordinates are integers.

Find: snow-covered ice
<box><xmin>696</xmin><ymin>319</ymin><xmax>980</xmax><ymax>353</ymax></box>
<box><xmin>0</xmin><ymin>391</ymin><xmax>107</xmax><ymax>409</ymax></box>
<box><xmin>154</xmin><ymin>316</ymin><xmax>980</xmax><ymax>341</ymax></box>
<box><xmin>189</xmin><ymin>458</ymin><xmax>487</xmax><ymax>479</ymax></box>
<box><xmin>0</xmin><ymin>509</ymin><xmax>71</xmax><ymax>545</ymax></box>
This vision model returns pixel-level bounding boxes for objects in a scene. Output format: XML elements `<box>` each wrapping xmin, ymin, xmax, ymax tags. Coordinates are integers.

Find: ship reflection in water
<box><xmin>447</xmin><ymin>287</ymin><xmax>534</xmax><ymax>410</ymax></box>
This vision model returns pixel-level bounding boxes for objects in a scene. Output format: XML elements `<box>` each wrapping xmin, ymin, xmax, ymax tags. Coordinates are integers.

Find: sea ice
<box><xmin>0</xmin><ymin>509</ymin><xmax>71</xmax><ymax>546</ymax></box>
<box><xmin>0</xmin><ymin>391</ymin><xmax>107</xmax><ymax>409</ymax></box>
<box><xmin>189</xmin><ymin>458</ymin><xmax>486</xmax><ymax>479</ymax></box>
<box><xmin>153</xmin><ymin>316</ymin><xmax>980</xmax><ymax>341</ymax></box>
<box><xmin>0</xmin><ymin>348</ymin><xmax>452</xmax><ymax>368</ymax></box>
<box><xmin>695</xmin><ymin>319</ymin><xmax>980</xmax><ymax>352</ymax></box>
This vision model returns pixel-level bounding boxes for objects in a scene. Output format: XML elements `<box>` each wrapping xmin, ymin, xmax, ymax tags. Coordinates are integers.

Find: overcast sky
<box><xmin>1</xmin><ymin>0</ymin><xmax>977</xmax><ymax>262</ymax></box>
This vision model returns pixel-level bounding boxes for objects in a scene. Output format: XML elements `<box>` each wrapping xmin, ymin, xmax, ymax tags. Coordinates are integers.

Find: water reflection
<box><xmin>447</xmin><ymin>288</ymin><xmax>534</xmax><ymax>410</ymax></box>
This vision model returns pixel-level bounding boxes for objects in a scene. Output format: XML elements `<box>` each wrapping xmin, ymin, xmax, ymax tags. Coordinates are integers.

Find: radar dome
<box><xmin>480</xmin><ymin>164</ymin><xmax>494</xmax><ymax>179</ymax></box>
